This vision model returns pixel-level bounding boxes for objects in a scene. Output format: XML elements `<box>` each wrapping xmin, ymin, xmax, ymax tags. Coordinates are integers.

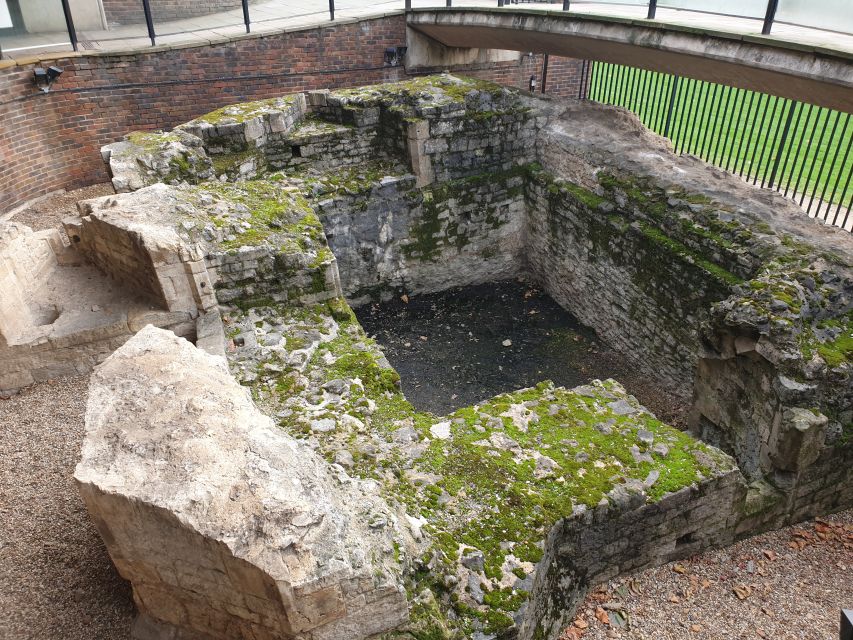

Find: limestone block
<box><xmin>768</xmin><ymin>407</ymin><xmax>828</xmax><ymax>472</ymax></box>
<box><xmin>75</xmin><ymin>327</ymin><xmax>409</xmax><ymax>640</ymax></box>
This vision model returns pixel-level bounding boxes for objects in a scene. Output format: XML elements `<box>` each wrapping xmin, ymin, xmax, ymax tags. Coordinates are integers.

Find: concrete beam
<box><xmin>407</xmin><ymin>8</ymin><xmax>853</xmax><ymax>112</ymax></box>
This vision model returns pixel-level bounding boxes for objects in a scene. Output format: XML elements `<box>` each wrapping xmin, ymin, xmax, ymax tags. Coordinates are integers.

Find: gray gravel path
<box><xmin>0</xmin><ymin>376</ymin><xmax>133</xmax><ymax>640</ymax></box>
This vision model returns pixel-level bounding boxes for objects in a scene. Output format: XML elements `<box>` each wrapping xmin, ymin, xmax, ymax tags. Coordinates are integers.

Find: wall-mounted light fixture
<box><xmin>383</xmin><ymin>46</ymin><xmax>407</xmax><ymax>67</ymax></box>
<box><xmin>33</xmin><ymin>66</ymin><xmax>63</xmax><ymax>93</ymax></box>
<box><xmin>529</xmin><ymin>75</ymin><xmax>538</xmax><ymax>92</ymax></box>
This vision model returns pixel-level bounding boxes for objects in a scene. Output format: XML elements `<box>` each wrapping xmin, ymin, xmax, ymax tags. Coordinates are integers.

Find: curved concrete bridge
<box><xmin>406</xmin><ymin>7</ymin><xmax>853</xmax><ymax>112</ymax></box>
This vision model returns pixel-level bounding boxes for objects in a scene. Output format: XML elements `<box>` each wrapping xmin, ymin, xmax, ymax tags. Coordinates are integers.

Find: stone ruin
<box><xmin>2</xmin><ymin>75</ymin><xmax>850</xmax><ymax>639</ymax></box>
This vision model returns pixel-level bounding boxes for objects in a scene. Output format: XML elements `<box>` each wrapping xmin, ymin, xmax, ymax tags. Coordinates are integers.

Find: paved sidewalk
<box><xmin>1</xmin><ymin>0</ymin><xmax>850</xmax><ymax>60</ymax></box>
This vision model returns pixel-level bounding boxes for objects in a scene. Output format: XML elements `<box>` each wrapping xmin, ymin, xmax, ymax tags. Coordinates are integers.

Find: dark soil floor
<box><xmin>355</xmin><ymin>279</ymin><xmax>689</xmax><ymax>425</ymax></box>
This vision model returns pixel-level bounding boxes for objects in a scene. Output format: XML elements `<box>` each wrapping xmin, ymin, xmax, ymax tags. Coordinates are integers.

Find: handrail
<box><xmin>0</xmin><ymin>0</ymin><xmax>850</xmax><ymax>60</ymax></box>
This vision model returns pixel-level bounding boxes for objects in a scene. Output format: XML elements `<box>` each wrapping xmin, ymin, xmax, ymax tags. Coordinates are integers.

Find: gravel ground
<box><xmin>0</xmin><ymin>376</ymin><xmax>133</xmax><ymax>640</ymax></box>
<box><xmin>8</xmin><ymin>184</ymin><xmax>114</xmax><ymax>232</ymax></box>
<box><xmin>569</xmin><ymin>511</ymin><xmax>853</xmax><ymax>640</ymax></box>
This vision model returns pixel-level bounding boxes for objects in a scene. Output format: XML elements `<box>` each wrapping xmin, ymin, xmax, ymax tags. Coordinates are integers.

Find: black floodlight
<box><xmin>33</xmin><ymin>66</ymin><xmax>63</xmax><ymax>93</ymax></box>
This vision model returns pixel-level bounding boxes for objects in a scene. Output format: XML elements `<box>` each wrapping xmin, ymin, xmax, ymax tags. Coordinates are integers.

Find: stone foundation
<box><xmin>63</xmin><ymin>76</ymin><xmax>853</xmax><ymax>639</ymax></box>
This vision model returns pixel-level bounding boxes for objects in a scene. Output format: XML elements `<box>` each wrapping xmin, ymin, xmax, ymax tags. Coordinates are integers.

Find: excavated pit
<box><xmin>355</xmin><ymin>280</ymin><xmax>688</xmax><ymax>424</ymax></box>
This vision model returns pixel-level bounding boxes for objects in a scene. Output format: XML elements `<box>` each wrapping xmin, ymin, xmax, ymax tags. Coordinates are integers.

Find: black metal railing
<box><xmin>586</xmin><ymin>61</ymin><xmax>853</xmax><ymax>230</ymax></box>
<box><xmin>2</xmin><ymin>0</ymin><xmax>850</xmax><ymax>60</ymax></box>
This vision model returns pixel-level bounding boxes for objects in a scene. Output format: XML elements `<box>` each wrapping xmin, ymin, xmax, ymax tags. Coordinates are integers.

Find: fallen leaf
<box><xmin>733</xmin><ymin>585</ymin><xmax>752</xmax><ymax>600</ymax></box>
<box><xmin>595</xmin><ymin>606</ymin><xmax>610</xmax><ymax>625</ymax></box>
<box><xmin>762</xmin><ymin>549</ymin><xmax>777</xmax><ymax>562</ymax></box>
<box><xmin>673</xmin><ymin>564</ymin><xmax>687</xmax><ymax>574</ymax></box>
<box><xmin>400</xmin><ymin>294</ymin><xmax>409</xmax><ymax>304</ymax></box>
<box><xmin>573</xmin><ymin>618</ymin><xmax>589</xmax><ymax>630</ymax></box>
<box><xmin>700</xmin><ymin>579</ymin><xmax>712</xmax><ymax>589</ymax></box>
<box><xmin>669</xmin><ymin>594</ymin><xmax>680</xmax><ymax>604</ymax></box>
<box><xmin>690</xmin><ymin>624</ymin><xmax>702</xmax><ymax>632</ymax></box>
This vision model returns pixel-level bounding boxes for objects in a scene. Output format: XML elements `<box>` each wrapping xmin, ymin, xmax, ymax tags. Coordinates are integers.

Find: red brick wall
<box><xmin>0</xmin><ymin>15</ymin><xmax>586</xmax><ymax>215</ymax></box>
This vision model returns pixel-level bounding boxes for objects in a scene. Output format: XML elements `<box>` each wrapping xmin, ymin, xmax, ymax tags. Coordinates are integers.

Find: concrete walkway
<box><xmin>1</xmin><ymin>0</ymin><xmax>850</xmax><ymax>60</ymax></box>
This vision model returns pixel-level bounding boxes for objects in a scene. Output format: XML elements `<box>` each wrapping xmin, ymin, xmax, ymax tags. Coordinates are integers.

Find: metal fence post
<box><xmin>406</xmin><ymin>0</ymin><xmax>412</xmax><ymax>8</ymax></box>
<box><xmin>329</xmin><ymin>0</ymin><xmax>335</xmax><ymax>21</ymax></box>
<box><xmin>762</xmin><ymin>0</ymin><xmax>778</xmax><ymax>35</ymax></box>
<box><xmin>141</xmin><ymin>0</ymin><xmax>155</xmax><ymax>46</ymax></box>
<box><xmin>647</xmin><ymin>0</ymin><xmax>657</xmax><ymax>19</ymax></box>
<box><xmin>498</xmin><ymin>0</ymin><xmax>504</xmax><ymax>6</ymax></box>
<box><xmin>60</xmin><ymin>0</ymin><xmax>78</xmax><ymax>52</ymax></box>
<box><xmin>541</xmin><ymin>54</ymin><xmax>549</xmax><ymax>94</ymax></box>
<box><xmin>446</xmin><ymin>0</ymin><xmax>452</xmax><ymax>6</ymax></box>
<box><xmin>563</xmin><ymin>0</ymin><xmax>570</xmax><ymax>9</ymax></box>
<box><xmin>242</xmin><ymin>0</ymin><xmax>250</xmax><ymax>33</ymax></box>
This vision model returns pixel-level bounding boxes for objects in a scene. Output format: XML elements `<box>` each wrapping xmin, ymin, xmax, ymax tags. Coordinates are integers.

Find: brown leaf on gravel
<box><xmin>673</xmin><ymin>563</ymin><xmax>687</xmax><ymax>574</ymax></box>
<box><xmin>574</xmin><ymin>617</ymin><xmax>589</xmax><ymax>630</ymax></box>
<box><xmin>700</xmin><ymin>578</ymin><xmax>712</xmax><ymax>589</ymax></box>
<box><xmin>762</xmin><ymin>549</ymin><xmax>777</xmax><ymax>561</ymax></box>
<box><xmin>733</xmin><ymin>584</ymin><xmax>752</xmax><ymax>600</ymax></box>
<box><xmin>690</xmin><ymin>624</ymin><xmax>702</xmax><ymax>633</ymax></box>
<box><xmin>669</xmin><ymin>594</ymin><xmax>680</xmax><ymax>603</ymax></box>
<box><xmin>561</xmin><ymin>627</ymin><xmax>584</xmax><ymax>640</ymax></box>
<box><xmin>594</xmin><ymin>607</ymin><xmax>610</xmax><ymax>625</ymax></box>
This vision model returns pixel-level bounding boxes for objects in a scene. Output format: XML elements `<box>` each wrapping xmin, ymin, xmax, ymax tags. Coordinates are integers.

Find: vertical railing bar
<box><xmin>242</xmin><ymin>0</ymin><xmax>250</xmax><ymax>33</ymax></box>
<box><xmin>734</xmin><ymin>91</ymin><xmax>757</xmax><ymax>177</ymax></box>
<box><xmin>649</xmin><ymin>72</ymin><xmax>664</xmax><ymax>132</ymax></box>
<box><xmin>762</xmin><ymin>0</ymin><xmax>779</xmax><ymax>35</ymax></box>
<box><xmin>639</xmin><ymin>67</ymin><xmax>652</xmax><ymax>125</ymax></box>
<box><xmin>141</xmin><ymin>0</ymin><xmax>156</xmax><ymax>46</ymax></box>
<box><xmin>841</xmin><ymin>188</ymin><xmax>853</xmax><ymax>230</ymax></box>
<box><xmin>699</xmin><ymin>83</ymin><xmax>721</xmax><ymax>160</ymax></box>
<box><xmin>712</xmin><ymin>85</ymin><xmax>734</xmax><ymax>166</ymax></box>
<box><xmin>669</xmin><ymin>75</ymin><xmax>687</xmax><ymax>144</ymax></box>
<box><xmin>802</xmin><ymin>108</ymin><xmax>834</xmax><ymax>208</ymax></box>
<box><xmin>628</xmin><ymin>66</ymin><xmax>640</xmax><ymax>116</ymax></box>
<box><xmin>792</xmin><ymin>107</ymin><xmax>824</xmax><ymax>205</ymax></box>
<box><xmin>817</xmin><ymin>113</ymin><xmax>850</xmax><ymax>210</ymax></box>
<box><xmin>730</xmin><ymin>89</ymin><xmax>754</xmax><ymax>174</ymax></box>
<box><xmin>647</xmin><ymin>0</ymin><xmax>657</xmax><ymax>19</ymax></box>
<box><xmin>60</xmin><ymin>0</ymin><xmax>79</xmax><ymax>51</ymax></box>
<box><xmin>690</xmin><ymin>80</ymin><xmax>711</xmax><ymax>157</ymax></box>
<box><xmin>407</xmin><ymin>0</ymin><xmax>412</xmax><ymax>8</ymax></box>
<box><xmin>786</xmin><ymin>103</ymin><xmax>815</xmax><ymax>198</ymax></box>
<box><xmin>833</xmin><ymin>162</ymin><xmax>853</xmax><ymax>227</ymax></box>
<box><xmin>721</xmin><ymin>87</ymin><xmax>743</xmax><ymax>172</ymax></box>
<box><xmin>605</xmin><ymin>63</ymin><xmax>616</xmax><ymax>104</ymax></box>
<box><xmin>541</xmin><ymin>54</ymin><xmax>549</xmax><ymax>94</ymax></box>
<box><xmin>649</xmin><ymin>71</ymin><xmax>663</xmax><ymax>132</ymax></box>
<box><xmin>778</xmin><ymin>101</ymin><xmax>805</xmax><ymax>195</ymax></box>
<box><xmin>626</xmin><ymin>66</ymin><xmax>636</xmax><ymax>111</ymax></box>
<box><xmin>618</xmin><ymin>65</ymin><xmax>629</xmax><ymax>107</ymax></box>
<box><xmin>826</xmin><ymin>126</ymin><xmax>852</xmax><ymax>225</ymax></box>
<box><xmin>675</xmin><ymin>77</ymin><xmax>696</xmax><ymax>155</ymax></box>
<box><xmin>744</xmin><ymin>93</ymin><xmax>769</xmax><ymax>179</ymax></box>
<box><xmin>588</xmin><ymin>61</ymin><xmax>598</xmax><ymax>101</ymax></box>
<box><xmin>563</xmin><ymin>0</ymin><xmax>570</xmax><ymax>10</ymax></box>
<box><xmin>766</xmin><ymin>99</ymin><xmax>797</xmax><ymax>188</ymax></box>
<box><xmin>809</xmin><ymin>110</ymin><xmax>844</xmax><ymax>214</ymax></box>
<box><xmin>756</xmin><ymin>97</ymin><xmax>782</xmax><ymax>186</ymax></box>
<box><xmin>688</xmin><ymin>81</ymin><xmax>709</xmax><ymax>157</ymax></box>
<box><xmin>753</xmin><ymin>95</ymin><xmax>779</xmax><ymax>184</ymax></box>
<box><xmin>663</xmin><ymin>75</ymin><xmax>679</xmax><ymax>140</ymax></box>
